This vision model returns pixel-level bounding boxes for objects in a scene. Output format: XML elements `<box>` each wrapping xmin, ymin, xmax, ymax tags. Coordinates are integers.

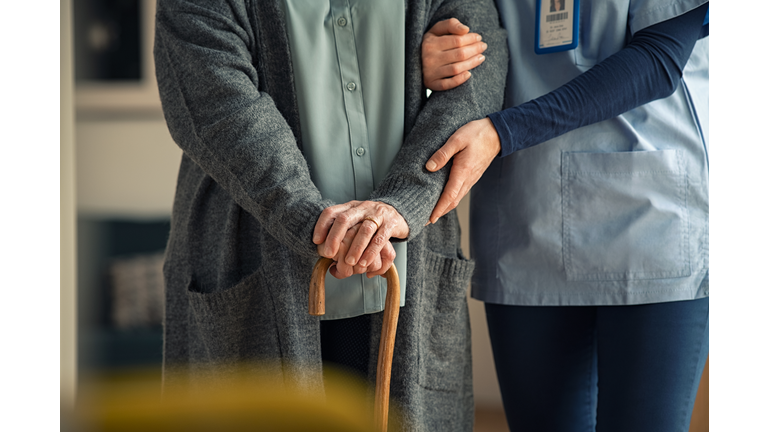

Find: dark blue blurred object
<box><xmin>77</xmin><ymin>217</ymin><xmax>169</xmax><ymax>373</ymax></box>
<box><xmin>74</xmin><ymin>0</ymin><xmax>142</xmax><ymax>82</ymax></box>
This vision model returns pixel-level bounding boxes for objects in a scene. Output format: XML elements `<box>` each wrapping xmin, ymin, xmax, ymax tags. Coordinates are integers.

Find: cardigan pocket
<box><xmin>561</xmin><ymin>149</ymin><xmax>691</xmax><ymax>281</ymax></box>
<box><xmin>417</xmin><ymin>249</ymin><xmax>475</xmax><ymax>392</ymax></box>
<box><xmin>185</xmin><ymin>267</ymin><xmax>281</xmax><ymax>364</ymax></box>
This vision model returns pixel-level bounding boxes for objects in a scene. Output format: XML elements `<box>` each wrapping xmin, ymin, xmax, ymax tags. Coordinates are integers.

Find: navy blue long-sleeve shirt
<box><xmin>489</xmin><ymin>3</ymin><xmax>709</xmax><ymax>157</ymax></box>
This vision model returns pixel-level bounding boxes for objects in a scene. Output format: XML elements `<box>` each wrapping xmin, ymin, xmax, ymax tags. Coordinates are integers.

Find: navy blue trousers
<box><xmin>485</xmin><ymin>297</ymin><xmax>709</xmax><ymax>432</ymax></box>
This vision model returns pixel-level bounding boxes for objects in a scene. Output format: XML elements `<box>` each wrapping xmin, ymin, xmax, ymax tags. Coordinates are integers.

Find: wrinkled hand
<box><xmin>426</xmin><ymin>118</ymin><xmax>501</xmax><ymax>224</ymax></box>
<box><xmin>422</xmin><ymin>18</ymin><xmax>487</xmax><ymax>91</ymax></box>
<box><xmin>320</xmin><ymin>223</ymin><xmax>398</xmax><ymax>279</ymax></box>
<box><xmin>314</xmin><ymin>201</ymin><xmax>409</xmax><ymax>278</ymax></box>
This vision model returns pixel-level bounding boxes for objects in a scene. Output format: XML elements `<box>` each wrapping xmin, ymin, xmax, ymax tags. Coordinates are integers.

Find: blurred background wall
<box><xmin>62</xmin><ymin>0</ymin><xmax>77</xmax><ymax>410</ymax></box>
<box><xmin>72</xmin><ymin>0</ymin><xmax>176</xmax><ymax>382</ymax></box>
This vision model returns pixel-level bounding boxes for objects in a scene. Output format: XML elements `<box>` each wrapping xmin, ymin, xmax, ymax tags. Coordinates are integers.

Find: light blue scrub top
<box><xmin>282</xmin><ymin>0</ymin><xmax>406</xmax><ymax>319</ymax></box>
<box><xmin>471</xmin><ymin>0</ymin><xmax>709</xmax><ymax>306</ymax></box>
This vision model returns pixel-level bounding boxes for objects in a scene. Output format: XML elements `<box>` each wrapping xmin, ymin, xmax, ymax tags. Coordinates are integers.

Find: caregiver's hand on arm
<box><xmin>426</xmin><ymin>118</ymin><xmax>501</xmax><ymax>224</ymax></box>
<box><xmin>314</xmin><ymin>201</ymin><xmax>409</xmax><ymax>278</ymax></box>
<box><xmin>422</xmin><ymin>18</ymin><xmax>487</xmax><ymax>91</ymax></box>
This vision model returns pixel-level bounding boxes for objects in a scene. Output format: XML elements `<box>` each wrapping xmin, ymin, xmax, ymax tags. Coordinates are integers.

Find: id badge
<box><xmin>535</xmin><ymin>0</ymin><xmax>579</xmax><ymax>54</ymax></box>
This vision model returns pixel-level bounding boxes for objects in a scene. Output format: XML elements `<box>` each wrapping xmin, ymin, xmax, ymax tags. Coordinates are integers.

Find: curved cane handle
<box><xmin>309</xmin><ymin>257</ymin><xmax>334</xmax><ymax>316</ymax></box>
<box><xmin>307</xmin><ymin>257</ymin><xmax>400</xmax><ymax>432</ymax></box>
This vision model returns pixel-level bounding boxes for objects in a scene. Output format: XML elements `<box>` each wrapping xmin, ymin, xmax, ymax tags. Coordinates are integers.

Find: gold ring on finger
<box><xmin>364</xmin><ymin>216</ymin><xmax>380</xmax><ymax>231</ymax></box>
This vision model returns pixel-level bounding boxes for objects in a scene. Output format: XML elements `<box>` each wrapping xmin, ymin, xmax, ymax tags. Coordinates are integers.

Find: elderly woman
<box><xmin>153</xmin><ymin>0</ymin><xmax>507</xmax><ymax>430</ymax></box>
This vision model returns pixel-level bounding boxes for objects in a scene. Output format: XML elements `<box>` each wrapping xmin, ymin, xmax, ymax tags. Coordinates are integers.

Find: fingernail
<box><xmin>426</xmin><ymin>160</ymin><xmax>437</xmax><ymax>171</ymax></box>
<box><xmin>359</xmin><ymin>259</ymin><xmax>367</xmax><ymax>267</ymax></box>
<box><xmin>346</xmin><ymin>256</ymin><xmax>356</xmax><ymax>265</ymax></box>
<box><xmin>483</xmin><ymin>43</ymin><xmax>488</xmax><ymax>50</ymax></box>
<box><xmin>460</xmin><ymin>24</ymin><xmax>469</xmax><ymax>31</ymax></box>
<box><xmin>424</xmin><ymin>221</ymin><xmax>431</xmax><ymax>227</ymax></box>
<box><xmin>479</xmin><ymin>55</ymin><xmax>485</xmax><ymax>62</ymax></box>
<box><xmin>476</xmin><ymin>35</ymin><xmax>482</xmax><ymax>41</ymax></box>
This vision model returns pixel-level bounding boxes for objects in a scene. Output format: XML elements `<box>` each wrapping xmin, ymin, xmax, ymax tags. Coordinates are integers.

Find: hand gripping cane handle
<box><xmin>309</xmin><ymin>257</ymin><xmax>400</xmax><ymax>432</ymax></box>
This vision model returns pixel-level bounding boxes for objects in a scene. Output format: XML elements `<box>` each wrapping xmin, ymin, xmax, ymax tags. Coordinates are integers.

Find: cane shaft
<box><xmin>374</xmin><ymin>264</ymin><xmax>400</xmax><ymax>432</ymax></box>
<box><xmin>308</xmin><ymin>258</ymin><xmax>400</xmax><ymax>432</ymax></box>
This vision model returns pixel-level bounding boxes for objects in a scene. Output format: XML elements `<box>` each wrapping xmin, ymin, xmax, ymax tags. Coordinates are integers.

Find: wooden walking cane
<box><xmin>309</xmin><ymin>257</ymin><xmax>400</xmax><ymax>432</ymax></box>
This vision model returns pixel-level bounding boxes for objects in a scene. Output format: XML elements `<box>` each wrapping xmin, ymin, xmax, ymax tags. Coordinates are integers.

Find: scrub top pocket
<box><xmin>561</xmin><ymin>149</ymin><xmax>691</xmax><ymax>281</ymax></box>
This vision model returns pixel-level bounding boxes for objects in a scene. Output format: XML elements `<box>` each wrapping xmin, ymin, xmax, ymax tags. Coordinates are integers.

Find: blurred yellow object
<box><xmin>70</xmin><ymin>365</ymin><xmax>394</xmax><ymax>432</ymax></box>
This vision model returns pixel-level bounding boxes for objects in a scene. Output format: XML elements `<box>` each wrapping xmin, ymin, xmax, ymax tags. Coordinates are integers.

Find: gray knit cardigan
<box><xmin>154</xmin><ymin>0</ymin><xmax>507</xmax><ymax>430</ymax></box>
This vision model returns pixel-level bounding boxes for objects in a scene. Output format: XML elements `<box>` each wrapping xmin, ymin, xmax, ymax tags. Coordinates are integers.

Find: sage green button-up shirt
<box><xmin>282</xmin><ymin>0</ymin><xmax>406</xmax><ymax>319</ymax></box>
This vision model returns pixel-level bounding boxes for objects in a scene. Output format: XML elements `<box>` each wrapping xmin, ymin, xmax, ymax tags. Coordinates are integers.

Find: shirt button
<box><xmin>356</xmin><ymin>147</ymin><xmax>365</xmax><ymax>156</ymax></box>
<box><xmin>337</xmin><ymin>17</ymin><xmax>347</xmax><ymax>27</ymax></box>
<box><xmin>346</xmin><ymin>82</ymin><xmax>357</xmax><ymax>91</ymax></box>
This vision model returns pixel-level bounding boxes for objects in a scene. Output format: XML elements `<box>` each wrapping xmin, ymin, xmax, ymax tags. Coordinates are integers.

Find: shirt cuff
<box><xmin>488</xmin><ymin>112</ymin><xmax>517</xmax><ymax>158</ymax></box>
